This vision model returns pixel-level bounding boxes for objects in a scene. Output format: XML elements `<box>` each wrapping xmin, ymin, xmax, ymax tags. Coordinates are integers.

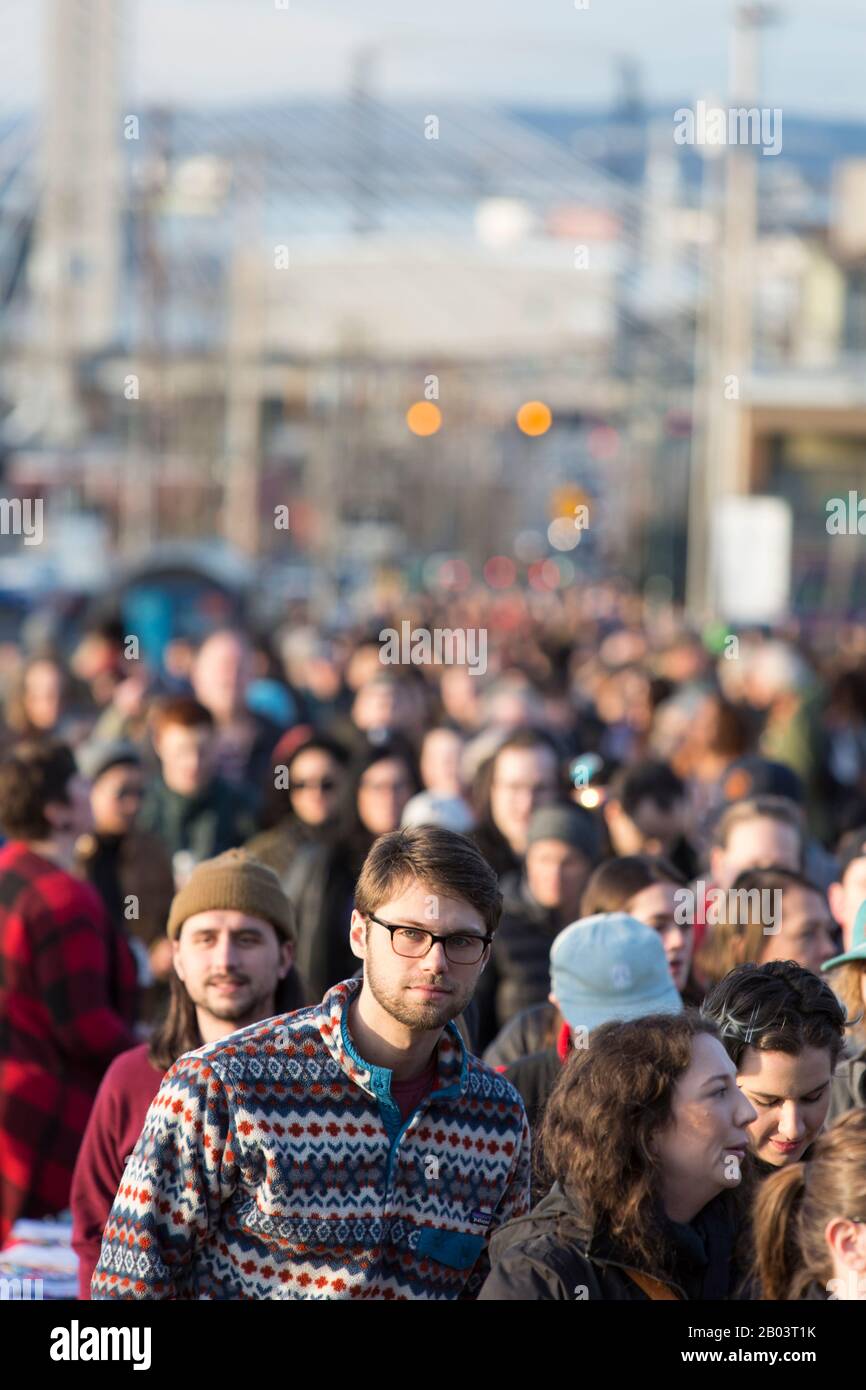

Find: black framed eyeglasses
<box><xmin>366</xmin><ymin>914</ymin><xmax>491</xmax><ymax>964</ymax></box>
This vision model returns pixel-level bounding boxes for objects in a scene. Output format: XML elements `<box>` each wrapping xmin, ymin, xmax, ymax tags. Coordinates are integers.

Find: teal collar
<box><xmin>339</xmin><ymin>995</ymin><xmax>467</xmax><ymax>1102</ymax></box>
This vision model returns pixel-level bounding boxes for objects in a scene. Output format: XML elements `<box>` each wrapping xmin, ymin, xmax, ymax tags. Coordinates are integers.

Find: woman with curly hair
<box><xmin>478</xmin><ymin>1011</ymin><xmax>756</xmax><ymax>1300</ymax></box>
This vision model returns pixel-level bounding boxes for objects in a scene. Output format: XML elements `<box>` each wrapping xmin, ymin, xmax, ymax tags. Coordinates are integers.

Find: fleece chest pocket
<box><xmin>416</xmin><ymin>1227</ymin><xmax>486</xmax><ymax>1271</ymax></box>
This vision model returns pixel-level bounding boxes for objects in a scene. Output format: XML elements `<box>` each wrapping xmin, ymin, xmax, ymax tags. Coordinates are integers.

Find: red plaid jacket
<box><xmin>0</xmin><ymin>842</ymin><xmax>138</xmax><ymax>1242</ymax></box>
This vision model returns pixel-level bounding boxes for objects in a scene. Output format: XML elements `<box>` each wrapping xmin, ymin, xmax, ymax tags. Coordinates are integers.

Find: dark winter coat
<box><xmin>478</xmin><ymin>1180</ymin><xmax>746</xmax><ymax>1301</ymax></box>
<box><xmin>483</xmin><ymin>1001</ymin><xmax>560</xmax><ymax>1070</ymax></box>
<box><xmin>474</xmin><ymin>871</ymin><xmax>565</xmax><ymax>1051</ymax></box>
<box><xmin>137</xmin><ymin>774</ymin><xmax>257</xmax><ymax>865</ymax></box>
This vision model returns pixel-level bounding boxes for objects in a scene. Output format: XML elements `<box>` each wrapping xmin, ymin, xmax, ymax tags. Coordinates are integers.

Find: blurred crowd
<box><xmin>1</xmin><ymin>578</ymin><xmax>866</xmax><ymax>1300</ymax></box>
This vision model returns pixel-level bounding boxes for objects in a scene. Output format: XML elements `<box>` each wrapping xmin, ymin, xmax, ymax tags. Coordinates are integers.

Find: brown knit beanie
<box><xmin>167</xmin><ymin>849</ymin><xmax>296</xmax><ymax>942</ymax></box>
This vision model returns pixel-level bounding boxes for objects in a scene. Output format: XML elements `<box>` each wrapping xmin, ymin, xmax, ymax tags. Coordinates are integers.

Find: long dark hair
<box><xmin>148</xmin><ymin>966</ymin><xmax>307</xmax><ymax>1072</ymax></box>
<box><xmin>258</xmin><ymin>733</ymin><xmax>351</xmax><ymax>832</ymax></box>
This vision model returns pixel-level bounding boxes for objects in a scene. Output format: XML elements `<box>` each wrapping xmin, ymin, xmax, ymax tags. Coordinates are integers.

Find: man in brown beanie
<box><xmin>71</xmin><ymin>849</ymin><xmax>299</xmax><ymax>1297</ymax></box>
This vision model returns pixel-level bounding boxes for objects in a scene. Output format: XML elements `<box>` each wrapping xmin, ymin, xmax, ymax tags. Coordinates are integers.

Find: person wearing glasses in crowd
<box><xmin>92</xmin><ymin>825</ymin><xmax>530</xmax><ymax>1301</ymax></box>
<box><xmin>268</xmin><ymin>739</ymin><xmax>422</xmax><ymax>1002</ymax></box>
<box><xmin>247</xmin><ymin>734</ymin><xmax>350</xmax><ymax>873</ymax></box>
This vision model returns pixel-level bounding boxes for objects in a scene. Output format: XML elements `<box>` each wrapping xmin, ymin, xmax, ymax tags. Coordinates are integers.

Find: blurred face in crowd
<box><xmin>420</xmin><ymin>728</ymin><xmax>464</xmax><ymax>799</ymax></box>
<box><xmin>45</xmin><ymin>771</ymin><xmax>94</xmax><ymax>841</ymax></box>
<box><xmin>288</xmin><ymin>746</ymin><xmax>344</xmax><ymax>828</ymax></box>
<box><xmin>345</xmin><ymin>643</ymin><xmax>383</xmax><ymax>692</ymax></box>
<box><xmin>489</xmin><ymin>745</ymin><xmax>559</xmax><ymax>854</ymax></box>
<box><xmin>304</xmin><ymin>650</ymin><xmax>341</xmax><ymax>701</ymax></box>
<box><xmin>828</xmin><ymin>856</ymin><xmax>866</xmax><ymax>953</ymax></box>
<box><xmin>174</xmin><ymin>910</ymin><xmax>292</xmax><ymax>1037</ymax></box>
<box><xmin>711</xmin><ymin>815</ymin><xmax>801</xmax><ymax>890</ymax></box>
<box><xmin>155</xmin><ymin>720</ymin><xmax>215</xmax><ymax>797</ymax></box>
<box><xmin>357</xmin><ymin>757</ymin><xmax>414</xmax><ymax>835</ymax></box>
<box><xmin>626</xmin><ymin>881</ymin><xmax>693</xmax><ymax>992</ymax></box>
<box><xmin>353</xmin><ymin>678</ymin><xmax>403</xmax><ymax>733</ymax></box>
<box><xmin>90</xmin><ymin>762</ymin><xmax>145</xmax><ymax>836</ymax></box>
<box><xmin>439</xmin><ymin>667</ymin><xmax>480</xmax><ymax>731</ymax></box>
<box><xmin>485</xmin><ymin>686</ymin><xmax>542</xmax><ymax>731</ymax></box>
<box><xmin>758</xmin><ymin>885</ymin><xmax>837</xmax><ymax>975</ymax></box>
<box><xmin>350</xmin><ymin>877</ymin><xmax>489</xmax><ymax>1034</ymax></box>
<box><xmin>735</xmin><ymin>1044</ymin><xmax>833</xmax><ymax>1167</ymax></box>
<box><xmin>654</xmin><ymin>1032</ymin><xmax>756</xmax><ymax>1222</ymax></box>
<box><xmin>606</xmin><ymin>795</ymin><xmax>686</xmax><ymax>858</ymax></box>
<box><xmin>525</xmin><ymin>839</ymin><xmax>591</xmax><ymax>922</ymax></box>
<box><xmin>192</xmin><ymin>633</ymin><xmax>250</xmax><ymax>724</ymax></box>
<box><xmin>24</xmin><ymin>659</ymin><xmax>63</xmax><ymax>731</ymax></box>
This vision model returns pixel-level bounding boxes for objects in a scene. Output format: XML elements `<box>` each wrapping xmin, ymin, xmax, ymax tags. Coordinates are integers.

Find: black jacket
<box><xmin>138</xmin><ymin>775</ymin><xmax>258</xmax><ymax>864</ymax></box>
<box><xmin>505</xmin><ymin>1043</ymin><xmax>562</xmax><ymax>1140</ymax></box>
<box><xmin>478</xmin><ymin>1182</ymin><xmax>745</xmax><ymax>1301</ymax></box>
<box><xmin>483</xmin><ymin>1001</ymin><xmax>560</xmax><ymax>1070</ymax></box>
<box><xmin>474</xmin><ymin>871</ymin><xmax>565</xmax><ymax>1051</ymax></box>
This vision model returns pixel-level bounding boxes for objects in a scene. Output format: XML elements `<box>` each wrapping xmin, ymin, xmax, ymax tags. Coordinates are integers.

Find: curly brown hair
<box><xmin>539</xmin><ymin>1010</ymin><xmax>750</xmax><ymax>1273</ymax></box>
<box><xmin>0</xmin><ymin>739</ymin><xmax>77</xmax><ymax>839</ymax></box>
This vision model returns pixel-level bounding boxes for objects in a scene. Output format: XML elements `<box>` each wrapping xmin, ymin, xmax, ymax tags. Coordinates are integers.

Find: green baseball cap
<box><xmin>821</xmin><ymin>898</ymin><xmax>866</xmax><ymax>972</ymax></box>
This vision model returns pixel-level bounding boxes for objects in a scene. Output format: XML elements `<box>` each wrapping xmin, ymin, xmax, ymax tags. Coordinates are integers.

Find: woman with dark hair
<box><xmin>751</xmin><ymin>1109</ymin><xmax>866</xmax><ymax>1300</ymax></box>
<box><xmin>479</xmin><ymin>1011</ymin><xmax>756</xmax><ymax>1299</ymax></box>
<box><xmin>277</xmin><ymin>738</ymin><xmax>422</xmax><ymax>1000</ymax></box>
<box><xmin>2</xmin><ymin>654</ymin><xmax>82</xmax><ymax>747</ymax></box>
<box><xmin>248</xmin><ymin>733</ymin><xmax>351</xmax><ymax>865</ymax></box>
<box><xmin>701</xmin><ymin>960</ymin><xmax>846</xmax><ymax>1171</ymax></box>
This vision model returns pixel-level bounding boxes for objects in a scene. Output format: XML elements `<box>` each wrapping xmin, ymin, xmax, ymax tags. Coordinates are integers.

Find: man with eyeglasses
<box><xmin>92</xmin><ymin>825</ymin><xmax>531</xmax><ymax>1300</ymax></box>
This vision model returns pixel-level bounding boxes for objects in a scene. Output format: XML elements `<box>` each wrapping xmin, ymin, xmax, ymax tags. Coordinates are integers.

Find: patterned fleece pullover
<box><xmin>91</xmin><ymin>977</ymin><xmax>531</xmax><ymax>1299</ymax></box>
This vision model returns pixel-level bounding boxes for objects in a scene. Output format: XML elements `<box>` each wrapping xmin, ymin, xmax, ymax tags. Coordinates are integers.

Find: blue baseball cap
<box><xmin>550</xmin><ymin>912</ymin><xmax>683</xmax><ymax>1035</ymax></box>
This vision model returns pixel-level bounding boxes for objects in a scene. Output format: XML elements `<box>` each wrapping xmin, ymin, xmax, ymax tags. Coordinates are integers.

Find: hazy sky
<box><xmin>2</xmin><ymin>0</ymin><xmax>865</xmax><ymax>118</ymax></box>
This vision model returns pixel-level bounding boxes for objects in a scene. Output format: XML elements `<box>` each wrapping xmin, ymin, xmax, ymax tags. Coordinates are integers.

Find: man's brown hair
<box><xmin>354</xmin><ymin>825</ymin><xmax>503</xmax><ymax>936</ymax></box>
<box><xmin>711</xmin><ymin>795</ymin><xmax>804</xmax><ymax>853</ymax></box>
<box><xmin>149</xmin><ymin>696</ymin><xmax>214</xmax><ymax>738</ymax></box>
<box><xmin>0</xmin><ymin>739</ymin><xmax>77</xmax><ymax>839</ymax></box>
<box><xmin>580</xmin><ymin>853</ymin><xmax>687</xmax><ymax>918</ymax></box>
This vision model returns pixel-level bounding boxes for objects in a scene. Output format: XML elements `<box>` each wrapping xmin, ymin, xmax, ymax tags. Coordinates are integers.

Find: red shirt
<box><xmin>70</xmin><ymin>1043</ymin><xmax>165</xmax><ymax>1298</ymax></box>
<box><xmin>390</xmin><ymin>1049</ymin><xmax>439</xmax><ymax>1122</ymax></box>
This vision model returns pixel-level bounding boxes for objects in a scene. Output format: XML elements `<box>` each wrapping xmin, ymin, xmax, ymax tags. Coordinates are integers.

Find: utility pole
<box><xmin>686</xmin><ymin>3</ymin><xmax>779</xmax><ymax>621</ymax></box>
<box><xmin>31</xmin><ymin>0</ymin><xmax>122</xmax><ymax>445</ymax></box>
<box><xmin>223</xmin><ymin>156</ymin><xmax>266</xmax><ymax>557</ymax></box>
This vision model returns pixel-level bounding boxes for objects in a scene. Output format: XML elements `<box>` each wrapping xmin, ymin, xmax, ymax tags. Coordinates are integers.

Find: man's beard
<box><xmin>364</xmin><ymin>955</ymin><xmax>472</xmax><ymax>1031</ymax></box>
<box><xmin>194</xmin><ymin>975</ymin><xmax>272</xmax><ymax>1024</ymax></box>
